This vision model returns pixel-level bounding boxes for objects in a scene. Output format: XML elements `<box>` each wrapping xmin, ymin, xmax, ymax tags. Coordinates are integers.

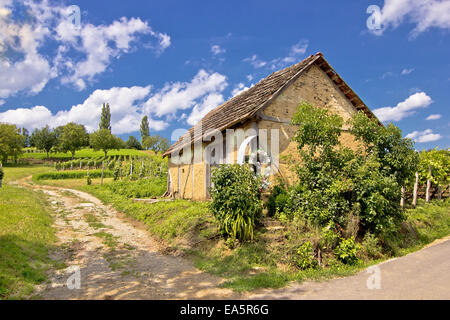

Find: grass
<box><xmin>24</xmin><ymin>163</ymin><xmax>449</xmax><ymax>293</ymax></box>
<box><xmin>83</xmin><ymin>213</ymin><xmax>108</xmax><ymax>229</ymax></box>
<box><xmin>94</xmin><ymin>232</ymin><xmax>118</xmax><ymax>249</ymax></box>
<box><xmin>1</xmin><ymin>164</ymin><xmax>54</xmax><ymax>183</ymax></box>
<box><xmin>19</xmin><ymin>148</ymin><xmax>150</xmax><ymax>161</ymax></box>
<box><xmin>0</xmin><ymin>178</ymin><xmax>56</xmax><ymax>299</ymax></box>
<box><xmin>34</xmin><ymin>170</ymin><xmax>114</xmax><ymax>181</ymax></box>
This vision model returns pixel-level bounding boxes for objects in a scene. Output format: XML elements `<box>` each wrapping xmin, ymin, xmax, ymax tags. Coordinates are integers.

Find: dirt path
<box><xmin>18</xmin><ymin>178</ymin><xmax>244</xmax><ymax>300</ymax></box>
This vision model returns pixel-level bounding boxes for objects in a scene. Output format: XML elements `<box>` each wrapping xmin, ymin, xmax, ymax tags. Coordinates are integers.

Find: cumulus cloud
<box><xmin>374</xmin><ymin>0</ymin><xmax>450</xmax><ymax>37</ymax></box>
<box><xmin>426</xmin><ymin>114</ymin><xmax>442</xmax><ymax>120</ymax></box>
<box><xmin>0</xmin><ymin>86</ymin><xmax>168</xmax><ymax>134</ymax></box>
<box><xmin>187</xmin><ymin>93</ymin><xmax>224</xmax><ymax>126</ymax></box>
<box><xmin>143</xmin><ymin>69</ymin><xmax>227</xmax><ymax>117</ymax></box>
<box><xmin>406</xmin><ymin>129</ymin><xmax>442</xmax><ymax>143</ymax></box>
<box><xmin>0</xmin><ymin>0</ymin><xmax>170</xmax><ymax>97</ymax></box>
<box><xmin>373</xmin><ymin>91</ymin><xmax>433</xmax><ymax>122</ymax></box>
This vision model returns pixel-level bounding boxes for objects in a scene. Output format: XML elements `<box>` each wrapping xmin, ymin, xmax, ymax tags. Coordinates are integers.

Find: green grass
<box><xmin>19</xmin><ymin>148</ymin><xmax>150</xmax><ymax>161</ymax></box>
<box><xmin>33</xmin><ymin>170</ymin><xmax>114</xmax><ymax>181</ymax></box>
<box><xmin>0</xmin><ymin>182</ymin><xmax>56</xmax><ymax>299</ymax></box>
<box><xmin>1</xmin><ymin>165</ymin><xmax>54</xmax><ymax>183</ymax></box>
<box><xmin>93</xmin><ymin>232</ymin><xmax>118</xmax><ymax>249</ymax></box>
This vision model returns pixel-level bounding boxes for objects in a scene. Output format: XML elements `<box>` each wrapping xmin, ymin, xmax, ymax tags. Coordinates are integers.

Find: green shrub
<box><xmin>105</xmin><ymin>177</ymin><xmax>166</xmax><ymax>198</ymax></box>
<box><xmin>209</xmin><ymin>164</ymin><xmax>263</xmax><ymax>242</ymax></box>
<box><xmin>108</xmin><ymin>160</ymin><xmax>116</xmax><ymax>170</ymax></box>
<box><xmin>361</xmin><ymin>233</ymin><xmax>383</xmax><ymax>259</ymax></box>
<box><xmin>267</xmin><ymin>182</ymin><xmax>289</xmax><ymax>217</ymax></box>
<box><xmin>87</xmin><ymin>175</ymin><xmax>92</xmax><ymax>185</ymax></box>
<box><xmin>113</xmin><ymin>167</ymin><xmax>120</xmax><ymax>181</ymax></box>
<box><xmin>334</xmin><ymin>238</ymin><xmax>360</xmax><ymax>265</ymax></box>
<box><xmin>296</xmin><ymin>241</ymin><xmax>317</xmax><ymax>270</ymax></box>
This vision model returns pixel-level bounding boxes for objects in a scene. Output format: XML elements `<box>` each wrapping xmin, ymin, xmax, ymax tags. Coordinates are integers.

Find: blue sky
<box><xmin>0</xmin><ymin>0</ymin><xmax>449</xmax><ymax>150</ymax></box>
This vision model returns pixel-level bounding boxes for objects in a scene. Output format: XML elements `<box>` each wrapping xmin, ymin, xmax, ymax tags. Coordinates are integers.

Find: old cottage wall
<box><xmin>259</xmin><ymin>64</ymin><xmax>360</xmax><ymax>186</ymax></box>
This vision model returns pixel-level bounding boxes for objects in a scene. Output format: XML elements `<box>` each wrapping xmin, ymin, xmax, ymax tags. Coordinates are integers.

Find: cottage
<box><xmin>163</xmin><ymin>52</ymin><xmax>379</xmax><ymax>200</ymax></box>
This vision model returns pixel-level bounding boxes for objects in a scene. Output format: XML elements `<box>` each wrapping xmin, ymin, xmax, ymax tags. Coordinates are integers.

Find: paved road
<box><xmin>251</xmin><ymin>238</ymin><xmax>450</xmax><ymax>300</ymax></box>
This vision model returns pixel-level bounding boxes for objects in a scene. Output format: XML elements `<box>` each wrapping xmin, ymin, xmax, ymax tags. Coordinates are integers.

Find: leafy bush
<box><xmin>288</xmin><ymin>103</ymin><xmax>417</xmax><ymax>234</ymax></box>
<box><xmin>334</xmin><ymin>238</ymin><xmax>360</xmax><ymax>265</ymax></box>
<box><xmin>105</xmin><ymin>177</ymin><xmax>166</xmax><ymax>198</ymax></box>
<box><xmin>361</xmin><ymin>233</ymin><xmax>383</xmax><ymax>259</ymax></box>
<box><xmin>209</xmin><ymin>164</ymin><xmax>263</xmax><ymax>241</ymax></box>
<box><xmin>86</xmin><ymin>175</ymin><xmax>92</xmax><ymax>185</ymax></box>
<box><xmin>296</xmin><ymin>241</ymin><xmax>317</xmax><ymax>270</ymax></box>
<box><xmin>267</xmin><ymin>182</ymin><xmax>289</xmax><ymax>217</ymax></box>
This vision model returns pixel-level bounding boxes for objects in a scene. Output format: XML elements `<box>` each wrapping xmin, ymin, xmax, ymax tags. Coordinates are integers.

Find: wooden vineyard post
<box><xmin>426</xmin><ymin>165</ymin><xmax>432</xmax><ymax>203</ymax></box>
<box><xmin>130</xmin><ymin>159</ymin><xmax>133</xmax><ymax>177</ymax></box>
<box><xmin>412</xmin><ymin>172</ymin><xmax>419</xmax><ymax>207</ymax></box>
<box><xmin>101</xmin><ymin>161</ymin><xmax>104</xmax><ymax>186</ymax></box>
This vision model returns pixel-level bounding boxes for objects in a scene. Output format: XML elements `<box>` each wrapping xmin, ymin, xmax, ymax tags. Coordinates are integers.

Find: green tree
<box><xmin>418</xmin><ymin>148</ymin><xmax>450</xmax><ymax>199</ymax></box>
<box><xmin>140</xmin><ymin>116</ymin><xmax>150</xmax><ymax>143</ymax></box>
<box><xmin>0</xmin><ymin>123</ymin><xmax>25</xmax><ymax>163</ymax></box>
<box><xmin>289</xmin><ymin>102</ymin><xmax>416</xmax><ymax>234</ymax></box>
<box><xmin>30</xmin><ymin>126</ymin><xmax>57</xmax><ymax>159</ymax></box>
<box><xmin>142</xmin><ymin>135</ymin><xmax>169</xmax><ymax>153</ymax></box>
<box><xmin>90</xmin><ymin>129</ymin><xmax>122</xmax><ymax>157</ymax></box>
<box><xmin>99</xmin><ymin>103</ymin><xmax>111</xmax><ymax>132</ymax></box>
<box><xmin>58</xmin><ymin>123</ymin><xmax>89</xmax><ymax>159</ymax></box>
<box><xmin>125</xmin><ymin>136</ymin><xmax>142</xmax><ymax>150</ymax></box>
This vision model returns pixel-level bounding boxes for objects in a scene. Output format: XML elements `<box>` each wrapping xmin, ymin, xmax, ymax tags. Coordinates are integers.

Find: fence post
<box><xmin>413</xmin><ymin>172</ymin><xmax>419</xmax><ymax>207</ymax></box>
<box><xmin>426</xmin><ymin>165</ymin><xmax>432</xmax><ymax>203</ymax></box>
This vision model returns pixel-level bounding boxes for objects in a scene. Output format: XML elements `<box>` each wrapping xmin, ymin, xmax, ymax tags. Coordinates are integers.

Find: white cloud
<box><xmin>401</xmin><ymin>68</ymin><xmax>415</xmax><ymax>75</ymax></box>
<box><xmin>244</xmin><ymin>54</ymin><xmax>267</xmax><ymax>68</ymax></box>
<box><xmin>0</xmin><ymin>86</ymin><xmax>168</xmax><ymax>134</ymax></box>
<box><xmin>143</xmin><ymin>69</ymin><xmax>227</xmax><ymax>117</ymax></box>
<box><xmin>231</xmin><ymin>83</ymin><xmax>249</xmax><ymax>97</ymax></box>
<box><xmin>426</xmin><ymin>114</ymin><xmax>442</xmax><ymax>120</ymax></box>
<box><xmin>246</xmin><ymin>74</ymin><xmax>254</xmax><ymax>82</ymax></box>
<box><xmin>211</xmin><ymin>44</ymin><xmax>225</xmax><ymax>55</ymax></box>
<box><xmin>406</xmin><ymin>129</ymin><xmax>442</xmax><ymax>143</ymax></box>
<box><xmin>0</xmin><ymin>0</ymin><xmax>170</xmax><ymax>97</ymax></box>
<box><xmin>373</xmin><ymin>91</ymin><xmax>433</xmax><ymax>122</ymax></box>
<box><xmin>186</xmin><ymin>93</ymin><xmax>224</xmax><ymax>126</ymax></box>
<box><xmin>270</xmin><ymin>40</ymin><xmax>309</xmax><ymax>69</ymax></box>
<box><xmin>374</xmin><ymin>0</ymin><xmax>450</xmax><ymax>37</ymax></box>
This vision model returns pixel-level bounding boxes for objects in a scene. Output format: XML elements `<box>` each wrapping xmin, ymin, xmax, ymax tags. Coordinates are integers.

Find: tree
<box><xmin>58</xmin><ymin>123</ymin><xmax>89</xmax><ymax>159</ymax></box>
<box><xmin>288</xmin><ymin>103</ymin><xmax>416</xmax><ymax>234</ymax></box>
<box><xmin>418</xmin><ymin>149</ymin><xmax>450</xmax><ymax>201</ymax></box>
<box><xmin>140</xmin><ymin>116</ymin><xmax>150</xmax><ymax>143</ymax></box>
<box><xmin>142</xmin><ymin>135</ymin><xmax>170</xmax><ymax>153</ymax></box>
<box><xmin>0</xmin><ymin>123</ymin><xmax>25</xmax><ymax>163</ymax></box>
<box><xmin>126</xmin><ymin>136</ymin><xmax>142</xmax><ymax>150</ymax></box>
<box><xmin>99</xmin><ymin>103</ymin><xmax>111</xmax><ymax>132</ymax></box>
<box><xmin>90</xmin><ymin>129</ymin><xmax>122</xmax><ymax>157</ymax></box>
<box><xmin>20</xmin><ymin>127</ymin><xmax>30</xmax><ymax>147</ymax></box>
<box><xmin>30</xmin><ymin>126</ymin><xmax>57</xmax><ymax>158</ymax></box>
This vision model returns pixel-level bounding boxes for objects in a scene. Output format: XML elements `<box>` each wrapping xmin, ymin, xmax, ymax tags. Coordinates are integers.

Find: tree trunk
<box><xmin>400</xmin><ymin>186</ymin><xmax>405</xmax><ymax>208</ymax></box>
<box><xmin>0</xmin><ymin>180</ymin><xmax>2</xmax><ymax>188</ymax></box>
<box><xmin>426</xmin><ymin>166</ymin><xmax>432</xmax><ymax>203</ymax></box>
<box><xmin>438</xmin><ymin>186</ymin><xmax>442</xmax><ymax>200</ymax></box>
<box><xmin>71</xmin><ymin>151</ymin><xmax>75</xmax><ymax>160</ymax></box>
<box><xmin>413</xmin><ymin>172</ymin><xmax>419</xmax><ymax>207</ymax></box>
<box><xmin>46</xmin><ymin>150</ymin><xmax>50</xmax><ymax>159</ymax></box>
